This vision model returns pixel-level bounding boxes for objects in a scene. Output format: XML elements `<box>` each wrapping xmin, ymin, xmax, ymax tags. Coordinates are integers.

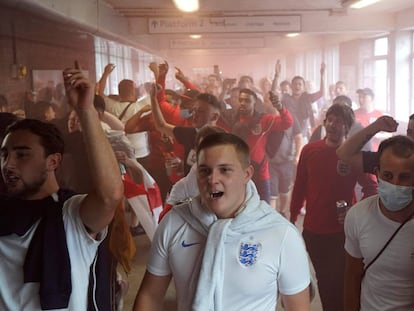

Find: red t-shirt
<box><xmin>236</xmin><ymin>109</ymin><xmax>293</xmax><ymax>181</ymax></box>
<box><xmin>290</xmin><ymin>139</ymin><xmax>378</xmax><ymax>234</ymax></box>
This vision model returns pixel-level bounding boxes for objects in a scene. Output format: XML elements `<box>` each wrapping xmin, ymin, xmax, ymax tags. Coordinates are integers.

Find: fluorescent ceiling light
<box><xmin>350</xmin><ymin>0</ymin><xmax>381</xmax><ymax>9</ymax></box>
<box><xmin>189</xmin><ymin>34</ymin><xmax>202</xmax><ymax>39</ymax></box>
<box><xmin>286</xmin><ymin>33</ymin><xmax>299</xmax><ymax>38</ymax></box>
<box><xmin>172</xmin><ymin>0</ymin><xmax>199</xmax><ymax>12</ymax></box>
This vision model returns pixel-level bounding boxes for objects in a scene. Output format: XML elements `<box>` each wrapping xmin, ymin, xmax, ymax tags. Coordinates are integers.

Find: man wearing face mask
<box><xmin>344</xmin><ymin>135</ymin><xmax>414</xmax><ymax>311</ymax></box>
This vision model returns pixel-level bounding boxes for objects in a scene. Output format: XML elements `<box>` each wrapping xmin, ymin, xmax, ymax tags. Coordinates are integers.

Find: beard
<box><xmin>5</xmin><ymin>169</ymin><xmax>48</xmax><ymax>199</ymax></box>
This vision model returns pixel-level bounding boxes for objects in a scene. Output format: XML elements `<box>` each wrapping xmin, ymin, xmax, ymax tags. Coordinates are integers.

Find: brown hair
<box><xmin>197</xmin><ymin>132</ymin><xmax>251</xmax><ymax>168</ymax></box>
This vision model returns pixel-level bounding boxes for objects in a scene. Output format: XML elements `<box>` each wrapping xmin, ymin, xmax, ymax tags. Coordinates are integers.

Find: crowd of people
<box><xmin>0</xmin><ymin>59</ymin><xmax>413</xmax><ymax>311</ymax></box>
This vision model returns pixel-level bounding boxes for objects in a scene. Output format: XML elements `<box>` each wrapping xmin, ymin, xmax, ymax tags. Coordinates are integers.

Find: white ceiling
<box><xmin>105</xmin><ymin>0</ymin><xmax>412</xmax><ymax>15</ymax></box>
<box><xmin>102</xmin><ymin>0</ymin><xmax>414</xmax><ymax>53</ymax></box>
<box><xmin>4</xmin><ymin>0</ymin><xmax>414</xmax><ymax>59</ymax></box>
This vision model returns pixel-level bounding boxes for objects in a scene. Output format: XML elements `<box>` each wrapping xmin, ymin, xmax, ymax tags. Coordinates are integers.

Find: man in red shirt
<box><xmin>290</xmin><ymin>103</ymin><xmax>378</xmax><ymax>311</ymax></box>
<box><xmin>231</xmin><ymin>88</ymin><xmax>293</xmax><ymax>202</ymax></box>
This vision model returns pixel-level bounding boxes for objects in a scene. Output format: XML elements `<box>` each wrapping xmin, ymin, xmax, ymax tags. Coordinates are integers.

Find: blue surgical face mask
<box><xmin>378</xmin><ymin>178</ymin><xmax>414</xmax><ymax>212</ymax></box>
<box><xmin>180</xmin><ymin>109</ymin><xmax>192</xmax><ymax>119</ymax></box>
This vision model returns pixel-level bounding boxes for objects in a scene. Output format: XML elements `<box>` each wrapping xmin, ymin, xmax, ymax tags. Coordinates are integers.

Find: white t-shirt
<box><xmin>104</xmin><ymin>96</ymin><xmax>150</xmax><ymax>123</ymax></box>
<box><xmin>0</xmin><ymin>194</ymin><xmax>107</xmax><ymax>311</ymax></box>
<box><xmin>148</xmin><ymin>203</ymin><xmax>310</xmax><ymax>310</ymax></box>
<box><xmin>345</xmin><ymin>195</ymin><xmax>414</xmax><ymax>310</ymax></box>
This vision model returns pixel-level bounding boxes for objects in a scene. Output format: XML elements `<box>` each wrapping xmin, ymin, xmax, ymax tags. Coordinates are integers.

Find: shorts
<box><xmin>269</xmin><ymin>160</ymin><xmax>294</xmax><ymax>197</ymax></box>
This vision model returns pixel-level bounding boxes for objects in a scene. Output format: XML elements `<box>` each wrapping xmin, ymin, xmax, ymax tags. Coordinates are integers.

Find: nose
<box><xmin>1</xmin><ymin>153</ymin><xmax>14</xmax><ymax>169</ymax></box>
<box><xmin>208</xmin><ymin>169</ymin><xmax>219</xmax><ymax>184</ymax></box>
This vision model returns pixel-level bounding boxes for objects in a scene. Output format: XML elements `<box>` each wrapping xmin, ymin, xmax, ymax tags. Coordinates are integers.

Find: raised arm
<box><xmin>124</xmin><ymin>105</ymin><xmax>152</xmax><ymax>133</ymax></box>
<box><xmin>101</xmin><ymin>111</ymin><xmax>124</xmax><ymax>131</ymax></box>
<box><xmin>149</xmin><ymin>83</ymin><xmax>176</xmax><ymax>138</ymax></box>
<box><xmin>175</xmin><ymin>66</ymin><xmax>201</xmax><ymax>91</ymax></box>
<box><xmin>308</xmin><ymin>62</ymin><xmax>326</xmax><ymax>103</ymax></box>
<box><xmin>336</xmin><ymin>115</ymin><xmax>398</xmax><ymax>172</ymax></box>
<box><xmin>271</xmin><ymin>60</ymin><xmax>281</xmax><ymax>94</ymax></box>
<box><xmin>63</xmin><ymin>65</ymin><xmax>123</xmax><ymax>235</ymax></box>
<box><xmin>96</xmin><ymin>63</ymin><xmax>115</xmax><ymax>97</ymax></box>
<box><xmin>151</xmin><ymin>62</ymin><xmax>185</xmax><ymax>125</ymax></box>
<box><xmin>269</xmin><ymin>94</ymin><xmax>294</xmax><ymax>130</ymax></box>
<box><xmin>156</xmin><ymin>61</ymin><xmax>168</xmax><ymax>104</ymax></box>
<box><xmin>218</xmin><ymin>78</ymin><xmax>235</xmax><ymax>103</ymax></box>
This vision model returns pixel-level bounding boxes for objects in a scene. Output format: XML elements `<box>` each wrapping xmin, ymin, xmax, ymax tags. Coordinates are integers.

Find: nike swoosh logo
<box><xmin>181</xmin><ymin>241</ymin><xmax>200</xmax><ymax>248</ymax></box>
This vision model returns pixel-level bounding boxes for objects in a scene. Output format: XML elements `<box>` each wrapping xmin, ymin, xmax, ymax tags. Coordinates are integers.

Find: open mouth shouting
<box><xmin>210</xmin><ymin>191</ymin><xmax>224</xmax><ymax>199</ymax></box>
<box><xmin>3</xmin><ymin>171</ymin><xmax>20</xmax><ymax>188</ymax></box>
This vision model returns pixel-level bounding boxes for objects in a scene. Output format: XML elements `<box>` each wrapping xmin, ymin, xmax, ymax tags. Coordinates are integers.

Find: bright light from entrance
<box><xmin>286</xmin><ymin>33</ymin><xmax>299</xmax><ymax>38</ymax></box>
<box><xmin>350</xmin><ymin>0</ymin><xmax>381</xmax><ymax>9</ymax></box>
<box><xmin>173</xmin><ymin>0</ymin><xmax>199</xmax><ymax>12</ymax></box>
<box><xmin>189</xmin><ymin>34</ymin><xmax>202</xmax><ymax>39</ymax></box>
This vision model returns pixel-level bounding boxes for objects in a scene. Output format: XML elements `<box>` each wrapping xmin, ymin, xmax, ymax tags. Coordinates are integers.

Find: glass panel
<box><xmin>412</xmin><ymin>31</ymin><xmax>414</xmax><ymax>51</ymax></box>
<box><xmin>373</xmin><ymin>59</ymin><xmax>388</xmax><ymax>111</ymax></box>
<box><xmin>95</xmin><ymin>36</ymin><xmax>161</xmax><ymax>95</ymax></box>
<box><xmin>374</xmin><ymin>37</ymin><xmax>388</xmax><ymax>56</ymax></box>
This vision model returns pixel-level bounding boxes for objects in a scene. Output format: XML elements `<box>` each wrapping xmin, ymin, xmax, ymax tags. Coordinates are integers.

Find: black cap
<box><xmin>180</xmin><ymin>88</ymin><xmax>200</xmax><ymax>105</ymax></box>
<box><xmin>356</xmin><ymin>88</ymin><xmax>374</xmax><ymax>98</ymax></box>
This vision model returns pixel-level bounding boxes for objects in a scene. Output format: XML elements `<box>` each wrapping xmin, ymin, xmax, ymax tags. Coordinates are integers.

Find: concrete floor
<box><xmin>121</xmin><ymin>213</ymin><xmax>323</xmax><ymax>311</ymax></box>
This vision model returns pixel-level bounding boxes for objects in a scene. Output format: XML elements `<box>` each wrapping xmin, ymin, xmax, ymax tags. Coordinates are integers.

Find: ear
<box><xmin>211</xmin><ymin>112</ymin><xmax>220</xmax><ymax>123</ymax></box>
<box><xmin>46</xmin><ymin>153</ymin><xmax>62</xmax><ymax>171</ymax></box>
<box><xmin>245</xmin><ymin>164</ymin><xmax>254</xmax><ymax>182</ymax></box>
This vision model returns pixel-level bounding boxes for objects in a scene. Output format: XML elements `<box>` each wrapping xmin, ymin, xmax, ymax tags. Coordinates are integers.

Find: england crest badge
<box><xmin>251</xmin><ymin>123</ymin><xmax>262</xmax><ymax>136</ymax></box>
<box><xmin>239</xmin><ymin>242</ymin><xmax>261</xmax><ymax>267</ymax></box>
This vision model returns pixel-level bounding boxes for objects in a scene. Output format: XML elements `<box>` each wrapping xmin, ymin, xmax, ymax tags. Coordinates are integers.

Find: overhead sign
<box><xmin>169</xmin><ymin>37</ymin><xmax>265</xmax><ymax>49</ymax></box>
<box><xmin>148</xmin><ymin>15</ymin><xmax>301</xmax><ymax>34</ymax></box>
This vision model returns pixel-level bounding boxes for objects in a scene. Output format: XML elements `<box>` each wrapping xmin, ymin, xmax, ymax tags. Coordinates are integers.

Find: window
<box><xmin>373</xmin><ymin>58</ymin><xmax>388</xmax><ymax>111</ymax></box>
<box><xmin>294</xmin><ymin>47</ymin><xmax>339</xmax><ymax>101</ymax></box>
<box><xmin>374</xmin><ymin>37</ymin><xmax>388</xmax><ymax>56</ymax></box>
<box><xmin>95</xmin><ymin>37</ymin><xmax>160</xmax><ymax>95</ymax></box>
<box><xmin>362</xmin><ymin>37</ymin><xmax>389</xmax><ymax>112</ymax></box>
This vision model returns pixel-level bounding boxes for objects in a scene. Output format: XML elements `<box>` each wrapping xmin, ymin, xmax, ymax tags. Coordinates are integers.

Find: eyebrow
<box><xmin>199</xmin><ymin>163</ymin><xmax>234</xmax><ymax>168</ymax></box>
<box><xmin>217</xmin><ymin>163</ymin><xmax>234</xmax><ymax>167</ymax></box>
<box><xmin>10</xmin><ymin>146</ymin><xmax>32</xmax><ymax>151</ymax></box>
<box><xmin>198</xmin><ymin>163</ymin><xmax>234</xmax><ymax>167</ymax></box>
